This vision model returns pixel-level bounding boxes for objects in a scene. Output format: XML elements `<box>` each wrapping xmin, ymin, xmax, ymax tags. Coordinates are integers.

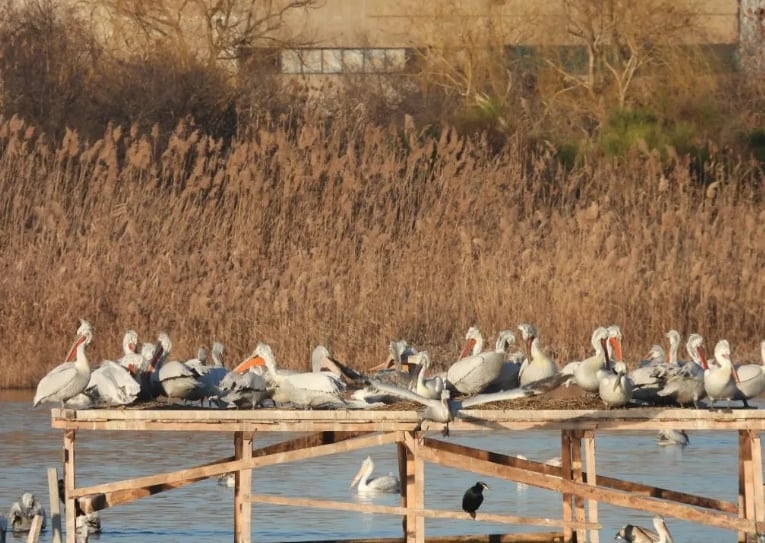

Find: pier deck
<box><xmin>51</xmin><ymin>406</ymin><xmax>765</xmax><ymax>543</ymax></box>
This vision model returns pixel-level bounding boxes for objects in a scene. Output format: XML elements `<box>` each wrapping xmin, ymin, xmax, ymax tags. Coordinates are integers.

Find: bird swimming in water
<box><xmin>615</xmin><ymin>515</ymin><xmax>674</xmax><ymax>543</ymax></box>
<box><xmin>657</xmin><ymin>429</ymin><xmax>689</xmax><ymax>447</ymax></box>
<box><xmin>462</xmin><ymin>481</ymin><xmax>489</xmax><ymax>519</ymax></box>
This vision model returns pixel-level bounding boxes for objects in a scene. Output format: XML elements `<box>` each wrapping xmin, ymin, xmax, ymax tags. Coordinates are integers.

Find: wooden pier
<box><xmin>51</xmin><ymin>407</ymin><xmax>765</xmax><ymax>543</ymax></box>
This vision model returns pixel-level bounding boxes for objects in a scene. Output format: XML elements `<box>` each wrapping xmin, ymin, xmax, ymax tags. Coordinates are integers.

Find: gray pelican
<box><xmin>446</xmin><ymin>327</ymin><xmax>512</xmax><ymax>395</ymax></box>
<box><xmin>599</xmin><ymin>361</ymin><xmax>633</xmax><ymax>408</ymax></box>
<box><xmin>564</xmin><ymin>327</ymin><xmax>610</xmax><ymax>393</ymax></box>
<box><xmin>217</xmin><ymin>362</ymin><xmax>269</xmax><ymax>409</ymax></box>
<box><xmin>654</xmin><ymin>333</ymin><xmax>707</xmax><ymax>408</ymax></box>
<box><xmin>186</xmin><ymin>342</ymin><xmax>230</xmax><ymax>405</ymax></box>
<box><xmin>517</xmin><ymin>324</ymin><xmax>559</xmax><ymax>386</ymax></box>
<box><xmin>254</xmin><ymin>343</ymin><xmax>348</xmax><ymax>408</ymax></box>
<box><xmin>33</xmin><ymin>320</ymin><xmax>94</xmax><ymax>407</ymax></box>
<box><xmin>152</xmin><ymin>332</ymin><xmax>200</xmax><ymax>403</ymax></box>
<box><xmin>704</xmin><ymin>339</ymin><xmax>744</xmax><ymax>408</ymax></box>
<box><xmin>629</xmin><ymin>344</ymin><xmax>668</xmax><ymax>404</ymax></box>
<box><xmin>657</xmin><ymin>429</ymin><xmax>689</xmax><ymax>447</ymax></box>
<box><xmin>7</xmin><ymin>492</ymin><xmax>46</xmax><ymax>532</ymax></box>
<box><xmin>615</xmin><ymin>515</ymin><xmax>674</xmax><ymax>543</ymax></box>
<box><xmin>350</xmin><ymin>456</ymin><xmax>400</xmax><ymax>493</ymax></box>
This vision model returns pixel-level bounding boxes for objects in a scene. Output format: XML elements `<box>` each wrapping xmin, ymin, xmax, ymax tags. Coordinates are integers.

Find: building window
<box><xmin>281</xmin><ymin>48</ymin><xmax>410</xmax><ymax>74</ymax></box>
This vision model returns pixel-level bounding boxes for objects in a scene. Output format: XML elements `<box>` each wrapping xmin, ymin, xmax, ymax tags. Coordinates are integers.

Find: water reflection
<box><xmin>1</xmin><ymin>390</ymin><xmax>761</xmax><ymax>542</ymax></box>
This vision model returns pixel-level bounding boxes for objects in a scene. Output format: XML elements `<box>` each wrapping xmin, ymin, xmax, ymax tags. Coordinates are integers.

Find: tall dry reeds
<box><xmin>0</xmin><ymin>113</ymin><xmax>763</xmax><ymax>388</ymax></box>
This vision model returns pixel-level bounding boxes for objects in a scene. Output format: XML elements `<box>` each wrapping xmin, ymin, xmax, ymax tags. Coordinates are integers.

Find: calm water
<box><xmin>1</xmin><ymin>390</ymin><xmax>762</xmax><ymax>542</ymax></box>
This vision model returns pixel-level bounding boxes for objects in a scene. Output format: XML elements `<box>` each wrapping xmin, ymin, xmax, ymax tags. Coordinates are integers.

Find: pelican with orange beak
<box><xmin>33</xmin><ymin>320</ymin><xmax>94</xmax><ymax>407</ymax></box>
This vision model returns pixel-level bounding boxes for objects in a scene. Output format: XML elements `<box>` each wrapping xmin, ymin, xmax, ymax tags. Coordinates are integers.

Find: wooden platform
<box><xmin>51</xmin><ymin>407</ymin><xmax>765</xmax><ymax>543</ymax></box>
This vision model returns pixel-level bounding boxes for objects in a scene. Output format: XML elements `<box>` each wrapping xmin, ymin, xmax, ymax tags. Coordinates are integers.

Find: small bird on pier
<box><xmin>615</xmin><ymin>515</ymin><xmax>674</xmax><ymax>543</ymax></box>
<box><xmin>462</xmin><ymin>481</ymin><xmax>489</xmax><ymax>519</ymax></box>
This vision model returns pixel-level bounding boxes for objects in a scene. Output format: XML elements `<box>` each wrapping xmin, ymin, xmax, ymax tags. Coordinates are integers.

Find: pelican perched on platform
<box><xmin>732</xmin><ymin>340</ymin><xmax>765</xmax><ymax>402</ymax></box>
<box><xmin>704</xmin><ymin>339</ymin><xmax>744</xmax><ymax>408</ymax></box>
<box><xmin>409</xmin><ymin>352</ymin><xmax>445</xmax><ymax>399</ymax></box>
<box><xmin>217</xmin><ymin>361</ymin><xmax>269</xmax><ymax>409</ymax></box>
<box><xmin>117</xmin><ymin>330</ymin><xmax>149</xmax><ymax>374</ymax></box>
<box><xmin>446</xmin><ymin>327</ymin><xmax>514</xmax><ymax>395</ymax></box>
<box><xmin>563</xmin><ymin>327</ymin><xmax>610</xmax><ymax>393</ymax></box>
<box><xmin>367</xmin><ymin>375</ymin><xmax>554</xmax><ymax>436</ymax></box>
<box><xmin>517</xmin><ymin>324</ymin><xmax>559</xmax><ymax>387</ymax></box>
<box><xmin>254</xmin><ymin>343</ymin><xmax>347</xmax><ymax>408</ymax></box>
<box><xmin>599</xmin><ymin>361</ymin><xmax>633</xmax><ymax>408</ymax></box>
<box><xmin>654</xmin><ymin>333</ymin><xmax>707</xmax><ymax>408</ymax></box>
<box><xmin>615</xmin><ymin>515</ymin><xmax>674</xmax><ymax>543</ymax></box>
<box><xmin>7</xmin><ymin>492</ymin><xmax>46</xmax><ymax>533</ymax></box>
<box><xmin>83</xmin><ymin>360</ymin><xmax>140</xmax><ymax>406</ymax></box>
<box><xmin>350</xmin><ymin>456</ymin><xmax>400</xmax><ymax>493</ymax></box>
<box><xmin>34</xmin><ymin>320</ymin><xmax>94</xmax><ymax>407</ymax></box>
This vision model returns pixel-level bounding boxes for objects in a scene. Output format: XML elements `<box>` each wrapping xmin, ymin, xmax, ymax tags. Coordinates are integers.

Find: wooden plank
<box><xmin>234</xmin><ymin>432</ymin><xmax>253</xmax><ymax>543</ymax></box>
<box><xmin>247</xmin><ymin>493</ymin><xmax>599</xmax><ymax>529</ymax></box>
<box><xmin>584</xmin><ymin>430</ymin><xmax>598</xmax><ymax>543</ymax></box>
<box><xmin>423</xmin><ymin>437</ymin><xmax>737</xmax><ymax>514</ymax></box>
<box><xmin>47</xmin><ymin>467</ymin><xmax>63</xmax><ymax>543</ymax></box>
<box><xmin>252</xmin><ymin>431</ymin><xmax>371</xmax><ymax>458</ymax></box>
<box><xmin>415</xmin><ymin>440</ymin><xmax>763</xmax><ymax>533</ymax></box>
<box><xmin>570</xmin><ymin>431</ymin><xmax>586</xmax><ymax>543</ymax></box>
<box><xmin>413</xmin><ymin>439</ymin><xmax>425</xmax><ymax>543</ymax></box>
<box><xmin>396</xmin><ymin>434</ymin><xmax>414</xmax><ymax>540</ymax></box>
<box><xmin>26</xmin><ymin>515</ymin><xmax>42</xmax><ymax>543</ymax></box>
<box><xmin>560</xmin><ymin>431</ymin><xmax>573</xmax><ymax>543</ymax></box>
<box><xmin>739</xmin><ymin>431</ymin><xmax>752</xmax><ymax>543</ymax></box>
<box><xmin>70</xmin><ymin>431</ymin><xmax>401</xmax><ymax>499</ymax></box>
<box><xmin>63</xmin><ymin>430</ymin><xmax>76</xmax><ymax>543</ymax></box>
<box><xmin>749</xmin><ymin>431</ymin><xmax>765</xmax><ymax>523</ymax></box>
<box><xmin>272</xmin><ymin>534</ymin><xmax>564</xmax><ymax>543</ymax></box>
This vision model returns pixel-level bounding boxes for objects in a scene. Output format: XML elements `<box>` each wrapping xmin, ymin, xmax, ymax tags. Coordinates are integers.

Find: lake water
<box><xmin>1</xmin><ymin>389</ymin><xmax>762</xmax><ymax>543</ymax></box>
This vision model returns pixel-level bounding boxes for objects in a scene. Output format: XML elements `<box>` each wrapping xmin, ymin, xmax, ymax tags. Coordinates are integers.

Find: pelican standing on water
<box><xmin>350</xmin><ymin>456</ymin><xmax>400</xmax><ymax>493</ymax></box>
<box><xmin>33</xmin><ymin>320</ymin><xmax>94</xmax><ymax>407</ymax></box>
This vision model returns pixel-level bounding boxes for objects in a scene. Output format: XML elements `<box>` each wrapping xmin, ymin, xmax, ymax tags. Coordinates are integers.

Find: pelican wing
<box><xmin>285</xmin><ymin>372</ymin><xmax>345</xmax><ymax>395</ymax></box>
<box><xmin>460</xmin><ymin>386</ymin><xmax>541</xmax><ymax>408</ymax></box>
<box><xmin>34</xmin><ymin>362</ymin><xmax>79</xmax><ymax>404</ymax></box>
<box><xmin>366</xmin><ymin>379</ymin><xmax>435</xmax><ymax>408</ymax></box>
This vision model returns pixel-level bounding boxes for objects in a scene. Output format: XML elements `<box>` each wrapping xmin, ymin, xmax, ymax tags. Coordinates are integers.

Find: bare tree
<box><xmin>77</xmin><ymin>0</ymin><xmax>322</xmax><ymax>66</ymax></box>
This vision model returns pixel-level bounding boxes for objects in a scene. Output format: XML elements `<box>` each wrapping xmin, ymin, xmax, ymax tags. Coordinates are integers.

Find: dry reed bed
<box><xmin>0</xmin><ymin>115</ymin><xmax>763</xmax><ymax>388</ymax></box>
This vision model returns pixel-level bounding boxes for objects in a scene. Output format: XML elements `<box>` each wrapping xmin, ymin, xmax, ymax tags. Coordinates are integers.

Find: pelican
<box><xmin>704</xmin><ymin>339</ymin><xmax>744</xmax><ymax>408</ymax></box>
<box><xmin>217</xmin><ymin>472</ymin><xmax>235</xmax><ymax>487</ymax></box>
<box><xmin>33</xmin><ymin>320</ymin><xmax>94</xmax><ymax>407</ymax></box>
<box><xmin>187</xmin><ymin>342</ymin><xmax>230</xmax><ymax>405</ymax></box>
<box><xmin>657</xmin><ymin>429</ymin><xmax>689</xmax><ymax>447</ymax></box>
<box><xmin>446</xmin><ymin>328</ymin><xmax>512</xmax><ymax>395</ymax></box>
<box><xmin>350</xmin><ymin>456</ymin><xmax>400</xmax><ymax>493</ymax></box>
<box><xmin>368</xmin><ymin>339</ymin><xmax>419</xmax><ymax>373</ymax></box>
<box><xmin>654</xmin><ymin>333</ymin><xmax>707</xmax><ymax>408</ymax></box>
<box><xmin>599</xmin><ymin>361</ymin><xmax>633</xmax><ymax>408</ymax></box>
<box><xmin>367</xmin><ymin>376</ymin><xmax>554</xmax><ymax>436</ymax></box>
<box><xmin>217</xmin><ymin>363</ymin><xmax>269</xmax><ymax>409</ymax></box>
<box><xmin>150</xmin><ymin>332</ymin><xmax>200</xmax><ymax>403</ymax></box>
<box><xmin>83</xmin><ymin>360</ymin><xmax>140</xmax><ymax>406</ymax></box>
<box><xmin>116</xmin><ymin>330</ymin><xmax>149</xmax><ymax>374</ymax></box>
<box><xmin>484</xmin><ymin>331</ymin><xmax>525</xmax><ymax>392</ymax></box>
<box><xmin>732</xmin><ymin>340</ymin><xmax>765</xmax><ymax>402</ymax></box>
<box><xmin>629</xmin><ymin>344</ymin><xmax>669</xmax><ymax>404</ymax></box>
<box><xmin>665</xmin><ymin>330</ymin><xmax>681</xmax><ymax>365</ymax></box>
<box><xmin>254</xmin><ymin>343</ymin><xmax>347</xmax><ymax>408</ymax></box>
<box><xmin>615</xmin><ymin>515</ymin><xmax>675</xmax><ymax>543</ymax></box>
<box><xmin>7</xmin><ymin>492</ymin><xmax>46</xmax><ymax>532</ymax></box>
<box><xmin>517</xmin><ymin>324</ymin><xmax>559</xmax><ymax>387</ymax></box>
<box><xmin>565</xmin><ymin>327</ymin><xmax>611</xmax><ymax>393</ymax></box>
<box><xmin>311</xmin><ymin>345</ymin><xmax>366</xmax><ymax>384</ymax></box>
<box><xmin>606</xmin><ymin>324</ymin><xmax>624</xmax><ymax>362</ymax></box>
<box><xmin>408</xmin><ymin>352</ymin><xmax>445</xmax><ymax>399</ymax></box>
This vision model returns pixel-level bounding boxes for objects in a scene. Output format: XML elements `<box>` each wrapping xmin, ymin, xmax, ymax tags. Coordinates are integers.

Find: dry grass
<box><xmin>1</xmin><ymin>114</ymin><xmax>763</xmax><ymax>389</ymax></box>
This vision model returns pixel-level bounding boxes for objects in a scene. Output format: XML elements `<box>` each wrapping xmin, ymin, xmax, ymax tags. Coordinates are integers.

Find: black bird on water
<box><xmin>462</xmin><ymin>481</ymin><xmax>489</xmax><ymax>519</ymax></box>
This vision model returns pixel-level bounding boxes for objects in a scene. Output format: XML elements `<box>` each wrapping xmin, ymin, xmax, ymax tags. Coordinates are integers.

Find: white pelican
<box><xmin>408</xmin><ymin>352</ymin><xmax>445</xmax><ymax>399</ymax></box>
<box><xmin>704</xmin><ymin>339</ymin><xmax>744</xmax><ymax>408</ymax></box>
<box><xmin>654</xmin><ymin>333</ymin><xmax>707</xmax><ymax>408</ymax></box>
<box><xmin>485</xmin><ymin>331</ymin><xmax>525</xmax><ymax>392</ymax></box>
<box><xmin>517</xmin><ymin>324</ymin><xmax>559</xmax><ymax>387</ymax></box>
<box><xmin>117</xmin><ymin>330</ymin><xmax>149</xmax><ymax>374</ymax></box>
<box><xmin>615</xmin><ymin>515</ymin><xmax>675</xmax><ymax>543</ymax></box>
<box><xmin>7</xmin><ymin>492</ymin><xmax>46</xmax><ymax>532</ymax></box>
<box><xmin>350</xmin><ymin>456</ymin><xmax>400</xmax><ymax>493</ymax></box>
<box><xmin>152</xmin><ymin>332</ymin><xmax>200</xmax><ymax>403</ymax></box>
<box><xmin>217</xmin><ymin>472</ymin><xmax>235</xmax><ymax>487</ymax></box>
<box><xmin>732</xmin><ymin>340</ymin><xmax>765</xmax><ymax>402</ymax></box>
<box><xmin>83</xmin><ymin>360</ymin><xmax>140</xmax><ymax>406</ymax></box>
<box><xmin>445</xmin><ymin>327</ymin><xmax>512</xmax><ymax>395</ymax></box>
<box><xmin>565</xmin><ymin>327</ymin><xmax>610</xmax><ymax>393</ymax></box>
<box><xmin>598</xmin><ymin>361</ymin><xmax>633</xmax><ymax>408</ymax></box>
<box><xmin>187</xmin><ymin>343</ymin><xmax>230</xmax><ymax>405</ymax></box>
<box><xmin>217</xmin><ymin>362</ymin><xmax>269</xmax><ymax>409</ymax></box>
<box><xmin>367</xmin><ymin>375</ymin><xmax>554</xmax><ymax>436</ymax></box>
<box><xmin>665</xmin><ymin>330</ymin><xmax>681</xmax><ymax>365</ymax></box>
<box><xmin>657</xmin><ymin>429</ymin><xmax>689</xmax><ymax>447</ymax></box>
<box><xmin>253</xmin><ymin>343</ymin><xmax>347</xmax><ymax>408</ymax></box>
<box><xmin>310</xmin><ymin>345</ymin><xmax>366</xmax><ymax>384</ymax></box>
<box><xmin>33</xmin><ymin>320</ymin><xmax>94</xmax><ymax>407</ymax></box>
<box><xmin>606</xmin><ymin>324</ymin><xmax>624</xmax><ymax>362</ymax></box>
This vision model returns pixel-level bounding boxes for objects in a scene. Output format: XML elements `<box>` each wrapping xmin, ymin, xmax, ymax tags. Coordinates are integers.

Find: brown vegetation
<box><xmin>0</xmin><ymin>112</ymin><xmax>763</xmax><ymax>389</ymax></box>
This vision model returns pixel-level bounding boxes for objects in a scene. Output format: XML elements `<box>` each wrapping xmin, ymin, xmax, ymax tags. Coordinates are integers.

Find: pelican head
<box><xmin>686</xmin><ymin>333</ymin><xmax>706</xmax><ymax>367</ymax></box>
<box><xmin>495</xmin><ymin>330</ymin><xmax>515</xmax><ymax>353</ymax></box>
<box><xmin>211</xmin><ymin>342</ymin><xmax>225</xmax><ymax>366</ymax></box>
<box><xmin>607</xmin><ymin>324</ymin><xmax>623</xmax><ymax>362</ymax></box>
<box><xmin>350</xmin><ymin>456</ymin><xmax>374</xmax><ymax>488</ymax></box>
<box><xmin>123</xmin><ymin>330</ymin><xmax>139</xmax><ymax>354</ymax></box>
<box><xmin>460</xmin><ymin>326</ymin><xmax>483</xmax><ymax>359</ymax></box>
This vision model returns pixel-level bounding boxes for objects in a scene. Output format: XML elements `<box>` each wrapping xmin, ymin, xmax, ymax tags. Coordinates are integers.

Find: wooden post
<box><xmin>748</xmin><ymin>430</ymin><xmax>765</xmax><ymax>524</ymax></box>
<box><xmin>413</xmin><ymin>436</ymin><xmax>425</xmax><ymax>543</ymax></box>
<box><xmin>63</xmin><ymin>429</ymin><xmax>76</xmax><ymax>543</ymax></box>
<box><xmin>583</xmin><ymin>430</ymin><xmax>599</xmax><ymax>543</ymax></box>
<box><xmin>570</xmin><ymin>431</ymin><xmax>586</xmax><ymax>543</ymax></box>
<box><xmin>397</xmin><ymin>435</ymin><xmax>413</xmax><ymax>538</ymax></box>
<box><xmin>47</xmin><ymin>467</ymin><xmax>63</xmax><ymax>543</ymax></box>
<box><xmin>560</xmin><ymin>430</ymin><xmax>574</xmax><ymax>543</ymax></box>
<box><xmin>739</xmin><ymin>430</ymin><xmax>753</xmax><ymax>543</ymax></box>
<box><xmin>233</xmin><ymin>431</ymin><xmax>253</xmax><ymax>543</ymax></box>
